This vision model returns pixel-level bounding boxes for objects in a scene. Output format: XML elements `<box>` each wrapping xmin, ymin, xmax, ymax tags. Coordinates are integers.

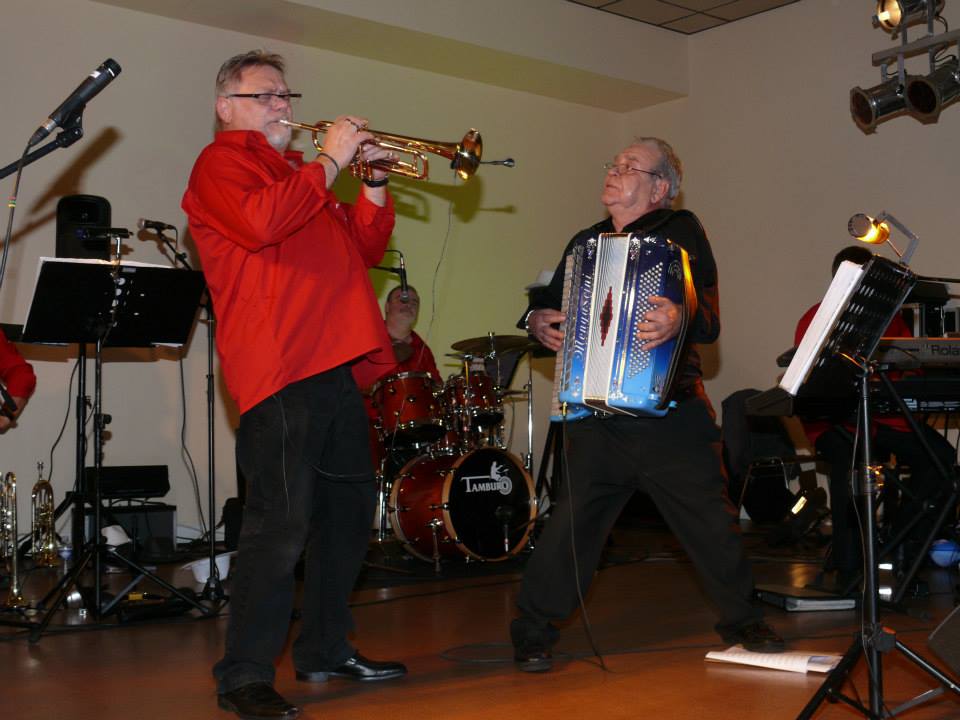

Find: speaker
<box><xmin>82</xmin><ymin>465</ymin><xmax>169</xmax><ymax>500</ymax></box>
<box><xmin>929</xmin><ymin>604</ymin><xmax>960</xmax><ymax>675</ymax></box>
<box><xmin>56</xmin><ymin>194</ymin><xmax>111</xmax><ymax>260</ymax></box>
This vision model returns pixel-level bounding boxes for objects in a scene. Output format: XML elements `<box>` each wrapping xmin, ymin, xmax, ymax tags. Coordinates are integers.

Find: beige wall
<box><xmin>3</xmin><ymin>0</ymin><xmax>958</xmax><ymax>533</ymax></box>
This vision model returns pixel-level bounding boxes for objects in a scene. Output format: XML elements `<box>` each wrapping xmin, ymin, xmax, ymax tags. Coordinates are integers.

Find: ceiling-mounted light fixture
<box><xmin>906</xmin><ymin>58</ymin><xmax>960</xmax><ymax>119</ymax></box>
<box><xmin>850</xmin><ymin>78</ymin><xmax>910</xmax><ymax>131</ymax></box>
<box><xmin>875</xmin><ymin>0</ymin><xmax>945</xmax><ymax>33</ymax></box>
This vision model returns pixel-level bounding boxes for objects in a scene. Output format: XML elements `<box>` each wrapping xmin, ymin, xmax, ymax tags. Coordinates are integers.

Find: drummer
<box><xmin>383</xmin><ymin>284</ymin><xmax>441</xmax><ymax>383</ymax></box>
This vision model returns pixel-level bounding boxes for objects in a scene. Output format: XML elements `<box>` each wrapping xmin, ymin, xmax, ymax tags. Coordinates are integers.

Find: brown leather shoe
<box><xmin>217</xmin><ymin>682</ymin><xmax>300</xmax><ymax>720</ymax></box>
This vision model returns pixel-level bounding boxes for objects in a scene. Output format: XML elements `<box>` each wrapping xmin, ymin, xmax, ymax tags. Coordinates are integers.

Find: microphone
<box><xmin>138</xmin><ymin>218</ymin><xmax>176</xmax><ymax>233</ymax></box>
<box><xmin>481</xmin><ymin>158</ymin><xmax>515</xmax><ymax>167</ymax></box>
<box><xmin>75</xmin><ymin>226</ymin><xmax>131</xmax><ymax>240</ymax></box>
<box><xmin>398</xmin><ymin>254</ymin><xmax>409</xmax><ymax>302</ymax></box>
<box><xmin>29</xmin><ymin>59</ymin><xmax>122</xmax><ymax>147</ymax></box>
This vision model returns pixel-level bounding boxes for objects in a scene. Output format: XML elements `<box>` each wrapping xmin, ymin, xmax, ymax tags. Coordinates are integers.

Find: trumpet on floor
<box><xmin>1</xmin><ymin>472</ymin><xmax>25</xmax><ymax>608</ymax></box>
<box><xmin>280</xmin><ymin>119</ymin><xmax>482</xmax><ymax>182</ymax></box>
<box><xmin>32</xmin><ymin>462</ymin><xmax>57</xmax><ymax>568</ymax></box>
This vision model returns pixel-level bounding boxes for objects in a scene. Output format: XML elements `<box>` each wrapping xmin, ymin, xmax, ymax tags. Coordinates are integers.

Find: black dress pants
<box><xmin>214</xmin><ymin>367</ymin><xmax>377</xmax><ymax>693</ymax></box>
<box><xmin>514</xmin><ymin>388</ymin><xmax>762</xmax><ymax>644</ymax></box>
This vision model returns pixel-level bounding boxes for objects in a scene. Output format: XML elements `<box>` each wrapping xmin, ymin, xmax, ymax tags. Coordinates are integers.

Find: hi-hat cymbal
<box><xmin>451</xmin><ymin>334</ymin><xmax>539</xmax><ymax>356</ymax></box>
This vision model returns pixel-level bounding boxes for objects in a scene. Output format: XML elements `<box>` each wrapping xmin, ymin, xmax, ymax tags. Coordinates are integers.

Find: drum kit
<box><xmin>366</xmin><ymin>333</ymin><xmax>539</xmax><ymax>571</ymax></box>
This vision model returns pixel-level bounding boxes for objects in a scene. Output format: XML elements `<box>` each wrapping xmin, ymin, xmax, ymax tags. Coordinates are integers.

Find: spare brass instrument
<box><xmin>279</xmin><ymin>119</ymin><xmax>482</xmax><ymax>182</ymax></box>
<box><xmin>1</xmin><ymin>472</ymin><xmax>25</xmax><ymax>608</ymax></box>
<box><xmin>32</xmin><ymin>462</ymin><xmax>57</xmax><ymax>568</ymax></box>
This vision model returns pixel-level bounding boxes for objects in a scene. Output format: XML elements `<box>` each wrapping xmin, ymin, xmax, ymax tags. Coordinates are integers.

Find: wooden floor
<box><xmin>4</xmin><ymin>527</ymin><xmax>960</xmax><ymax>720</ymax></box>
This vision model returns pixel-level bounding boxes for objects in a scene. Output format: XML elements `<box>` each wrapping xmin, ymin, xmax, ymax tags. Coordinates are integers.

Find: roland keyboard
<box><xmin>873</xmin><ymin>337</ymin><xmax>960</xmax><ymax>369</ymax></box>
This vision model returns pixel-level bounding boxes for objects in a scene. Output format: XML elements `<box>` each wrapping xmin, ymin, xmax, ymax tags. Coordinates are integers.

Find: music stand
<box><xmin>773</xmin><ymin>256</ymin><xmax>960</xmax><ymax>719</ymax></box>
<box><xmin>19</xmin><ymin>257</ymin><xmax>211</xmax><ymax>641</ymax></box>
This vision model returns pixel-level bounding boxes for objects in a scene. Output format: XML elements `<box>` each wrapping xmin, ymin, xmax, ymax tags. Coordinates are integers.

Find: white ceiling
<box><xmin>566</xmin><ymin>0</ymin><xmax>804</xmax><ymax>34</ymax></box>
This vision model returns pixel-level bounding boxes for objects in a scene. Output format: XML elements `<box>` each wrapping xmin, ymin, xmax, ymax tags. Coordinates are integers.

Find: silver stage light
<box><xmin>850</xmin><ymin>78</ymin><xmax>909</xmax><ymax>131</ymax></box>
<box><xmin>875</xmin><ymin>0</ymin><xmax>945</xmax><ymax>33</ymax></box>
<box><xmin>906</xmin><ymin>59</ymin><xmax>960</xmax><ymax>119</ymax></box>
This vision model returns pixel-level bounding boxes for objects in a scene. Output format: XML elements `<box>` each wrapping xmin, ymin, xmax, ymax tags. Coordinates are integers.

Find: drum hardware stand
<box><xmin>19</xmin><ymin>254</ymin><xmax>211</xmax><ymax>642</ymax></box>
<box><xmin>428</xmin><ymin>518</ymin><xmax>444</xmax><ymax>575</ymax></box>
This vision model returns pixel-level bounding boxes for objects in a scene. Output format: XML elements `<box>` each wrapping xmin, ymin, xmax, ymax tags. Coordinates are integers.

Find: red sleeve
<box><xmin>188</xmin><ymin>145</ymin><xmax>338</xmax><ymax>252</ymax></box>
<box><xmin>344</xmin><ymin>192</ymin><xmax>397</xmax><ymax>267</ymax></box>
<box><xmin>0</xmin><ymin>332</ymin><xmax>36</xmax><ymax>399</ymax></box>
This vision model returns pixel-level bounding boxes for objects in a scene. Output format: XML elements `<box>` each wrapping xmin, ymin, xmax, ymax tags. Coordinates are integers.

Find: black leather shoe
<box><xmin>721</xmin><ymin>621</ymin><xmax>786</xmax><ymax>653</ymax></box>
<box><xmin>513</xmin><ymin>643</ymin><xmax>552</xmax><ymax>673</ymax></box>
<box><xmin>296</xmin><ymin>653</ymin><xmax>407</xmax><ymax>683</ymax></box>
<box><xmin>217</xmin><ymin>682</ymin><xmax>300</xmax><ymax>720</ymax></box>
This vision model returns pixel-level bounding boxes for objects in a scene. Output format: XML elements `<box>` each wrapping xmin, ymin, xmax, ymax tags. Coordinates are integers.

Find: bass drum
<box><xmin>388</xmin><ymin>448</ymin><xmax>536</xmax><ymax>562</ymax></box>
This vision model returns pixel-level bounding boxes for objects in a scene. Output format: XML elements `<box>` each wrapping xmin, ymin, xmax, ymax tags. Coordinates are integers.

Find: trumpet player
<box><xmin>0</xmin><ymin>328</ymin><xmax>36</xmax><ymax>433</ymax></box>
<box><xmin>182</xmin><ymin>50</ymin><xmax>405</xmax><ymax>720</ymax></box>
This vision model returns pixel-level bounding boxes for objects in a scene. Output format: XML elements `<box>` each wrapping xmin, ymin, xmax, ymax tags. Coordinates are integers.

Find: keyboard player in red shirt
<box><xmin>795</xmin><ymin>246</ymin><xmax>956</xmax><ymax>591</ymax></box>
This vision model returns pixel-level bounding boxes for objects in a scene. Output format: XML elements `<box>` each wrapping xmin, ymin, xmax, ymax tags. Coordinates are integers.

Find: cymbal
<box><xmin>451</xmin><ymin>334</ymin><xmax>539</xmax><ymax>356</ymax></box>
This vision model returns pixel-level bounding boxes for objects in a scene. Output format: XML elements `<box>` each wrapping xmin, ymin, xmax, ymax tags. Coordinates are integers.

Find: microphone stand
<box><xmin>0</xmin><ymin>113</ymin><xmax>85</xmax><ymax>181</ymax></box>
<box><xmin>151</xmin><ymin>230</ymin><xmax>225</xmax><ymax>602</ymax></box>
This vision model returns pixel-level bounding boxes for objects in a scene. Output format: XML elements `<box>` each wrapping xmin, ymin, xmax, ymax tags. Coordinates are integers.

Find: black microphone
<box><xmin>398</xmin><ymin>254</ymin><xmax>409</xmax><ymax>302</ymax></box>
<box><xmin>138</xmin><ymin>218</ymin><xmax>176</xmax><ymax>232</ymax></box>
<box><xmin>28</xmin><ymin>59</ymin><xmax>122</xmax><ymax>147</ymax></box>
<box><xmin>481</xmin><ymin>158</ymin><xmax>515</xmax><ymax>167</ymax></box>
<box><xmin>75</xmin><ymin>226</ymin><xmax>131</xmax><ymax>240</ymax></box>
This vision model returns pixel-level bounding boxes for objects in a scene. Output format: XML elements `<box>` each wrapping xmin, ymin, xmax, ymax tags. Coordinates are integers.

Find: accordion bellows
<box><xmin>551</xmin><ymin>232</ymin><xmax>696</xmax><ymax>421</ymax></box>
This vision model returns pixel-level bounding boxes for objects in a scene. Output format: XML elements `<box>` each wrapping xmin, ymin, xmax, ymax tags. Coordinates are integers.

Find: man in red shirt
<box><xmin>383</xmin><ymin>285</ymin><xmax>441</xmax><ymax>382</ymax></box>
<box><xmin>182</xmin><ymin>50</ymin><xmax>405</xmax><ymax>720</ymax></box>
<box><xmin>0</xmin><ymin>329</ymin><xmax>36</xmax><ymax>432</ymax></box>
<box><xmin>796</xmin><ymin>246</ymin><xmax>955</xmax><ymax>590</ymax></box>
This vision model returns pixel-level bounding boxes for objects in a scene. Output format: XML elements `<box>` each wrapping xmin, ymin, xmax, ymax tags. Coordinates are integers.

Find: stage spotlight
<box><xmin>850</xmin><ymin>78</ymin><xmax>909</xmax><ymax>131</ymax></box>
<box><xmin>875</xmin><ymin>0</ymin><xmax>944</xmax><ymax>33</ymax></box>
<box><xmin>848</xmin><ymin>214</ymin><xmax>891</xmax><ymax>246</ymax></box>
<box><xmin>848</xmin><ymin>211</ymin><xmax>919</xmax><ymax>264</ymax></box>
<box><xmin>906</xmin><ymin>59</ymin><xmax>960</xmax><ymax>119</ymax></box>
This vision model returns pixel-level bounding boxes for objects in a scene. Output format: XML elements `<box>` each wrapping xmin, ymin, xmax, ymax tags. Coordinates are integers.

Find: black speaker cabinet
<box><xmin>56</xmin><ymin>194</ymin><xmax>111</xmax><ymax>260</ymax></box>
<box><xmin>929</xmin><ymin>604</ymin><xmax>960</xmax><ymax>676</ymax></box>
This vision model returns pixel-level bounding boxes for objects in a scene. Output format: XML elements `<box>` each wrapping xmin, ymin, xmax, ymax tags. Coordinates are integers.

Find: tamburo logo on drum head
<box><xmin>461</xmin><ymin>461</ymin><xmax>513</xmax><ymax>495</ymax></box>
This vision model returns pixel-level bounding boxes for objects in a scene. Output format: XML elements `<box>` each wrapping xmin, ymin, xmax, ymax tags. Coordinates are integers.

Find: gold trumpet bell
<box><xmin>280</xmin><ymin>120</ymin><xmax>482</xmax><ymax>182</ymax></box>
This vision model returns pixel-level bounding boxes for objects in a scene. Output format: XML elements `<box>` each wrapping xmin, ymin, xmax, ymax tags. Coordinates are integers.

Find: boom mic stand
<box><xmin>148</xmin><ymin>228</ymin><xmax>224</xmax><ymax>602</ymax></box>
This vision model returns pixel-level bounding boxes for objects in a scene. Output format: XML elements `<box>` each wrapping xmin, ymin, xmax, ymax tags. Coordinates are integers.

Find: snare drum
<box><xmin>442</xmin><ymin>371</ymin><xmax>504</xmax><ymax>427</ymax></box>
<box><xmin>388</xmin><ymin>448</ymin><xmax>536</xmax><ymax>562</ymax></box>
<box><xmin>370</xmin><ymin>372</ymin><xmax>444</xmax><ymax>446</ymax></box>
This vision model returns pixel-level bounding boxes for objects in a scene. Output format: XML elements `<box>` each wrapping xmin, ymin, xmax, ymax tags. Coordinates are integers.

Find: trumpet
<box><xmin>32</xmin><ymin>462</ymin><xmax>57</xmax><ymax>568</ymax></box>
<box><xmin>280</xmin><ymin>119</ymin><xmax>482</xmax><ymax>182</ymax></box>
<box><xmin>1</xmin><ymin>472</ymin><xmax>25</xmax><ymax>608</ymax></box>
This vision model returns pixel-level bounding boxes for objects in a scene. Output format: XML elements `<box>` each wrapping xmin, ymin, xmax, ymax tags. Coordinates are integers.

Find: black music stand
<box><xmin>20</xmin><ymin>258</ymin><xmax>211</xmax><ymax>641</ymax></box>
<box><xmin>773</xmin><ymin>256</ymin><xmax>960</xmax><ymax>719</ymax></box>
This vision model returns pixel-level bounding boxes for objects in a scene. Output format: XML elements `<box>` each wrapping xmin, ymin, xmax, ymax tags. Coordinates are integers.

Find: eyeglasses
<box><xmin>223</xmin><ymin>92</ymin><xmax>302</xmax><ymax>106</ymax></box>
<box><xmin>602</xmin><ymin>162</ymin><xmax>660</xmax><ymax>179</ymax></box>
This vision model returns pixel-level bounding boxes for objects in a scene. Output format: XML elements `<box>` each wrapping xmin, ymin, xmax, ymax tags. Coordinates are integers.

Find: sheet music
<box><xmin>779</xmin><ymin>260</ymin><xmax>866</xmax><ymax>396</ymax></box>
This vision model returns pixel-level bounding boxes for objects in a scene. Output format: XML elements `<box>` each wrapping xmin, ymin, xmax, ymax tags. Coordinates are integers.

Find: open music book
<box><xmin>779</xmin><ymin>259</ymin><xmax>866</xmax><ymax>396</ymax></box>
<box><xmin>705</xmin><ymin>647</ymin><xmax>842</xmax><ymax>674</ymax></box>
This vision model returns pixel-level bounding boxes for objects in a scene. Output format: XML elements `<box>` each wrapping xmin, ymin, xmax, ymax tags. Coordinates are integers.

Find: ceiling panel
<box><xmin>566</xmin><ymin>0</ymin><xmax>803</xmax><ymax>34</ymax></box>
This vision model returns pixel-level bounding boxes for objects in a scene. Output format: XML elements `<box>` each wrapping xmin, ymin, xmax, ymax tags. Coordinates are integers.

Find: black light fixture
<box><xmin>906</xmin><ymin>58</ymin><xmax>960</xmax><ymax>119</ymax></box>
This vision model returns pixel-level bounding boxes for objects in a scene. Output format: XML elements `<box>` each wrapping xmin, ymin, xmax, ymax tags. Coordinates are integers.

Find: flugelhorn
<box><xmin>280</xmin><ymin>119</ymin><xmax>482</xmax><ymax>182</ymax></box>
<box><xmin>32</xmin><ymin>462</ymin><xmax>57</xmax><ymax>568</ymax></box>
<box><xmin>1</xmin><ymin>472</ymin><xmax>25</xmax><ymax>608</ymax></box>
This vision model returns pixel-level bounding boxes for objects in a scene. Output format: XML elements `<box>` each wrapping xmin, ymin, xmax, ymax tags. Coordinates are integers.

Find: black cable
<box><xmin>561</xmin><ymin>407</ymin><xmax>609</xmax><ymax>671</ymax></box>
<box><xmin>47</xmin><ymin>359</ymin><xmax>80</xmax><ymax>489</ymax></box>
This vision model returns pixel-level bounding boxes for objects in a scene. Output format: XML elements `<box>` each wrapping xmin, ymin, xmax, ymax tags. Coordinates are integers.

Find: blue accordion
<box><xmin>550</xmin><ymin>231</ymin><xmax>696</xmax><ymax>421</ymax></box>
